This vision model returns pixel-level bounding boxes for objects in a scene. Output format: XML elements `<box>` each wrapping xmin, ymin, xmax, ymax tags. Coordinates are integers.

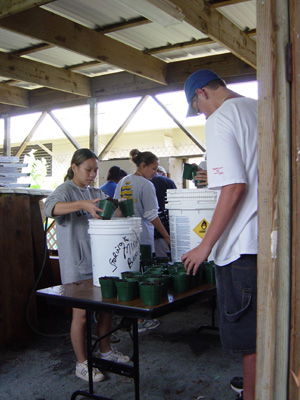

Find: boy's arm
<box><xmin>182</xmin><ymin>183</ymin><xmax>246</xmax><ymax>275</ymax></box>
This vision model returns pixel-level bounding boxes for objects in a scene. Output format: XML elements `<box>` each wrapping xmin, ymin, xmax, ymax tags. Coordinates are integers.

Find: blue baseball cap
<box><xmin>184</xmin><ymin>69</ymin><xmax>222</xmax><ymax>117</ymax></box>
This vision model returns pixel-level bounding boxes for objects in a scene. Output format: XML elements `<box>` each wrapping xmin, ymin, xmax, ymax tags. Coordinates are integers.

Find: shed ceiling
<box><xmin>0</xmin><ymin>0</ymin><xmax>257</xmax><ymax>117</ymax></box>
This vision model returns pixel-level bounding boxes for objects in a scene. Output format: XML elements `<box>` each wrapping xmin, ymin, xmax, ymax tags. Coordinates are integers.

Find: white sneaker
<box><xmin>138</xmin><ymin>319</ymin><xmax>160</xmax><ymax>333</ymax></box>
<box><xmin>100</xmin><ymin>347</ymin><xmax>131</xmax><ymax>364</ymax></box>
<box><xmin>75</xmin><ymin>360</ymin><xmax>105</xmax><ymax>382</ymax></box>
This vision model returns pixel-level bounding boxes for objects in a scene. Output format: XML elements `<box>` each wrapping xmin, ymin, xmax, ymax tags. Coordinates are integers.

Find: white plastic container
<box><xmin>165</xmin><ymin>189</ymin><xmax>219</xmax><ymax>262</ymax></box>
<box><xmin>88</xmin><ymin>217</ymin><xmax>142</xmax><ymax>286</ymax></box>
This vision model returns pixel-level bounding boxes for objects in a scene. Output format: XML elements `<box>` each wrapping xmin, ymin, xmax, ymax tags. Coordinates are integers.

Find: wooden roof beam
<box><xmin>0</xmin><ymin>82</ymin><xmax>29</xmax><ymax>107</ymax></box>
<box><xmin>0</xmin><ymin>54</ymin><xmax>256</xmax><ymax>116</ymax></box>
<box><xmin>209</xmin><ymin>0</ymin><xmax>251</xmax><ymax>7</ymax></box>
<box><xmin>146</xmin><ymin>28</ymin><xmax>256</xmax><ymax>55</ymax></box>
<box><xmin>0</xmin><ymin>7</ymin><xmax>167</xmax><ymax>84</ymax></box>
<box><xmin>0</xmin><ymin>0</ymin><xmax>54</xmax><ymax>19</ymax></box>
<box><xmin>11</xmin><ymin>42</ymin><xmax>54</xmax><ymax>56</ymax></box>
<box><xmin>96</xmin><ymin>16</ymin><xmax>151</xmax><ymax>33</ymax></box>
<box><xmin>0</xmin><ymin>51</ymin><xmax>91</xmax><ymax>97</ymax></box>
<box><xmin>170</xmin><ymin>0</ymin><xmax>256</xmax><ymax>69</ymax></box>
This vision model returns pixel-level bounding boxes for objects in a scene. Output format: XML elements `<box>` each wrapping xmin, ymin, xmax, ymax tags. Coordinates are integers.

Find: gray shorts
<box><xmin>215</xmin><ymin>254</ymin><xmax>257</xmax><ymax>354</ymax></box>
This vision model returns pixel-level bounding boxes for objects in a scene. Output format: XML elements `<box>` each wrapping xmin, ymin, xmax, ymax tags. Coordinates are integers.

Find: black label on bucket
<box><xmin>109</xmin><ymin>235</ymin><xmax>139</xmax><ymax>272</ymax></box>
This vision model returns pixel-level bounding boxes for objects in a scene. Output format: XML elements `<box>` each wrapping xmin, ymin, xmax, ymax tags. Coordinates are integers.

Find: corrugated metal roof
<box><xmin>42</xmin><ymin>0</ymin><xmax>140</xmax><ymax>28</ymax></box>
<box><xmin>107</xmin><ymin>21</ymin><xmax>208</xmax><ymax>51</ymax></box>
<box><xmin>0</xmin><ymin>27</ymin><xmax>42</xmax><ymax>52</ymax></box>
<box><xmin>0</xmin><ymin>0</ymin><xmax>257</xmax><ymax>92</ymax></box>
<box><xmin>219</xmin><ymin>0</ymin><xmax>256</xmax><ymax>31</ymax></box>
<box><xmin>23</xmin><ymin>47</ymin><xmax>95</xmax><ymax>69</ymax></box>
<box><xmin>155</xmin><ymin>42</ymin><xmax>229</xmax><ymax>63</ymax></box>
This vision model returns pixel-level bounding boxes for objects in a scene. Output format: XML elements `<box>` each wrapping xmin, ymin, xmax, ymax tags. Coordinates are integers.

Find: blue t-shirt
<box><xmin>99</xmin><ymin>181</ymin><xmax>117</xmax><ymax>197</ymax></box>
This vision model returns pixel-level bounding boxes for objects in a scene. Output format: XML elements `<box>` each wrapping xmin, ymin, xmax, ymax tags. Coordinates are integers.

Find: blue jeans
<box><xmin>215</xmin><ymin>254</ymin><xmax>257</xmax><ymax>354</ymax></box>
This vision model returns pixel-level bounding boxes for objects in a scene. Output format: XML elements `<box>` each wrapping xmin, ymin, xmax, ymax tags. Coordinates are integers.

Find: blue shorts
<box><xmin>215</xmin><ymin>254</ymin><xmax>257</xmax><ymax>354</ymax></box>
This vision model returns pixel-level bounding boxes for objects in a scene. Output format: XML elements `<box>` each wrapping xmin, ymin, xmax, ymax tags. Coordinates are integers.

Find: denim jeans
<box><xmin>215</xmin><ymin>254</ymin><xmax>257</xmax><ymax>354</ymax></box>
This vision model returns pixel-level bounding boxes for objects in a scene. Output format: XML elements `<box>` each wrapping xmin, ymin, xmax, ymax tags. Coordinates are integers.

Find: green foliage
<box><xmin>24</xmin><ymin>149</ymin><xmax>47</xmax><ymax>189</ymax></box>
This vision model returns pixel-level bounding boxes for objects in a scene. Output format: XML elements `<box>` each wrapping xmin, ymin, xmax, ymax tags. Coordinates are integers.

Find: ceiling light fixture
<box><xmin>115</xmin><ymin>0</ymin><xmax>185</xmax><ymax>27</ymax></box>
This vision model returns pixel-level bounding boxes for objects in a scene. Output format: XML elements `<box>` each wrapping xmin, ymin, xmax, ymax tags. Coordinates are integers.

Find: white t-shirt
<box><xmin>114</xmin><ymin>174</ymin><xmax>158</xmax><ymax>252</ymax></box>
<box><xmin>205</xmin><ymin>97</ymin><xmax>258</xmax><ymax>266</ymax></box>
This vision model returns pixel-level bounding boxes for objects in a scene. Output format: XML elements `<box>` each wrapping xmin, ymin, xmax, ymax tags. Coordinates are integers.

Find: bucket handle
<box><xmin>129</xmin><ymin>227</ymin><xmax>141</xmax><ymax>247</ymax></box>
<box><xmin>166</xmin><ymin>201</ymin><xmax>182</xmax><ymax>207</ymax></box>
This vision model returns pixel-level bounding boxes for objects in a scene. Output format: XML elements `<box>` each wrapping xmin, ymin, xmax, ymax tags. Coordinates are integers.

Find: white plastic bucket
<box><xmin>88</xmin><ymin>217</ymin><xmax>142</xmax><ymax>286</ymax></box>
<box><xmin>165</xmin><ymin>189</ymin><xmax>219</xmax><ymax>262</ymax></box>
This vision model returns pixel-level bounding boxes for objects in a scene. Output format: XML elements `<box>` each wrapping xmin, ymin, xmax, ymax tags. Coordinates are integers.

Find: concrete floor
<box><xmin>0</xmin><ymin>300</ymin><xmax>242</xmax><ymax>400</ymax></box>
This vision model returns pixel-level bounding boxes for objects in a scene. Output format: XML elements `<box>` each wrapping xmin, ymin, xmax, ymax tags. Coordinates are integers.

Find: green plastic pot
<box><xmin>147</xmin><ymin>268</ymin><xmax>166</xmax><ymax>275</ymax></box>
<box><xmin>143</xmin><ymin>275</ymin><xmax>170</xmax><ymax>296</ymax></box>
<box><xmin>140</xmin><ymin>244</ymin><xmax>152</xmax><ymax>261</ymax></box>
<box><xmin>139</xmin><ymin>282</ymin><xmax>163</xmax><ymax>306</ymax></box>
<box><xmin>171</xmin><ymin>273</ymin><xmax>189</xmax><ymax>294</ymax></box>
<box><xmin>118</xmin><ymin>198</ymin><xmax>134</xmax><ymax>217</ymax></box>
<box><xmin>154</xmin><ymin>257</ymin><xmax>169</xmax><ymax>264</ymax></box>
<box><xmin>99</xmin><ymin>276</ymin><xmax>119</xmax><ymax>298</ymax></box>
<box><xmin>121</xmin><ymin>271</ymin><xmax>142</xmax><ymax>279</ymax></box>
<box><xmin>167</xmin><ymin>266</ymin><xmax>177</xmax><ymax>275</ymax></box>
<box><xmin>188</xmin><ymin>265</ymin><xmax>204</xmax><ymax>288</ymax></box>
<box><xmin>115</xmin><ymin>279</ymin><xmax>136</xmax><ymax>301</ymax></box>
<box><xmin>183</xmin><ymin>162</ymin><xmax>198</xmax><ymax>180</ymax></box>
<box><xmin>173</xmin><ymin>262</ymin><xmax>185</xmax><ymax>268</ymax></box>
<box><xmin>196</xmin><ymin>264</ymin><xmax>205</xmax><ymax>285</ymax></box>
<box><xmin>123</xmin><ymin>277</ymin><xmax>140</xmax><ymax>298</ymax></box>
<box><xmin>204</xmin><ymin>261</ymin><xmax>216</xmax><ymax>284</ymax></box>
<box><xmin>97</xmin><ymin>199</ymin><xmax>117</xmax><ymax>220</ymax></box>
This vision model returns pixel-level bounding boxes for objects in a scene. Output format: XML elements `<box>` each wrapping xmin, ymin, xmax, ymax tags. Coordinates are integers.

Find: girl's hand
<box><xmin>82</xmin><ymin>198</ymin><xmax>103</xmax><ymax>219</ymax></box>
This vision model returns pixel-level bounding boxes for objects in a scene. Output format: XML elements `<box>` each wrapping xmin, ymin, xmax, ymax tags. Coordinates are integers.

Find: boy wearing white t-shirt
<box><xmin>182</xmin><ymin>70</ymin><xmax>258</xmax><ymax>400</ymax></box>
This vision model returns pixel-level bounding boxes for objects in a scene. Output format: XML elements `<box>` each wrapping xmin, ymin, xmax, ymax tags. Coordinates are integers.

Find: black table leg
<box><xmin>86</xmin><ymin>310</ymin><xmax>94</xmax><ymax>394</ymax></box>
<box><xmin>198</xmin><ymin>296</ymin><xmax>219</xmax><ymax>332</ymax></box>
<box><xmin>131</xmin><ymin>318</ymin><xmax>140</xmax><ymax>400</ymax></box>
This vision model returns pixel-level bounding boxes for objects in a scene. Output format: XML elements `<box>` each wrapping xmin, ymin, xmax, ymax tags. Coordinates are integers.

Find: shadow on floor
<box><xmin>0</xmin><ymin>300</ymin><xmax>242</xmax><ymax>400</ymax></box>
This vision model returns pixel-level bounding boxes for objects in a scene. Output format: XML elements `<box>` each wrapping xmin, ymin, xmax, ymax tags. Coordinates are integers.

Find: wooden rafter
<box><xmin>0</xmin><ymin>82</ymin><xmax>29</xmax><ymax>107</ymax></box>
<box><xmin>0</xmin><ymin>51</ymin><xmax>91</xmax><ymax>97</ymax></box>
<box><xmin>0</xmin><ymin>0</ymin><xmax>54</xmax><ymax>19</ymax></box>
<box><xmin>0</xmin><ymin>7</ymin><xmax>167</xmax><ymax>85</ymax></box>
<box><xmin>0</xmin><ymin>53</ymin><xmax>256</xmax><ymax>114</ymax></box>
<box><xmin>208</xmin><ymin>0</ymin><xmax>250</xmax><ymax>7</ymax></box>
<box><xmin>171</xmin><ymin>0</ymin><xmax>256</xmax><ymax>68</ymax></box>
<box><xmin>11</xmin><ymin>43</ymin><xmax>54</xmax><ymax>56</ymax></box>
<box><xmin>96</xmin><ymin>16</ymin><xmax>151</xmax><ymax>33</ymax></box>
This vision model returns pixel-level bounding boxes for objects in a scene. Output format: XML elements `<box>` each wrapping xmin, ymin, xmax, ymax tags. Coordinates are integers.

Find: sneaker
<box><xmin>100</xmin><ymin>347</ymin><xmax>131</xmax><ymax>364</ymax></box>
<box><xmin>75</xmin><ymin>360</ymin><xmax>105</xmax><ymax>382</ymax></box>
<box><xmin>230</xmin><ymin>376</ymin><xmax>243</xmax><ymax>394</ymax></box>
<box><xmin>138</xmin><ymin>319</ymin><xmax>160</xmax><ymax>333</ymax></box>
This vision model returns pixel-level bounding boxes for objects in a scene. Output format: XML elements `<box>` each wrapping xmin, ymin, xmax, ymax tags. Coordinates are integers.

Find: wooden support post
<box><xmin>89</xmin><ymin>98</ymin><xmax>98</xmax><ymax>156</ymax></box>
<box><xmin>289</xmin><ymin>0</ymin><xmax>300</xmax><ymax>397</ymax></box>
<box><xmin>256</xmin><ymin>0</ymin><xmax>291</xmax><ymax>399</ymax></box>
<box><xmin>89</xmin><ymin>98</ymin><xmax>98</xmax><ymax>186</ymax></box>
<box><xmin>3</xmin><ymin>114</ymin><xmax>11</xmax><ymax>156</ymax></box>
